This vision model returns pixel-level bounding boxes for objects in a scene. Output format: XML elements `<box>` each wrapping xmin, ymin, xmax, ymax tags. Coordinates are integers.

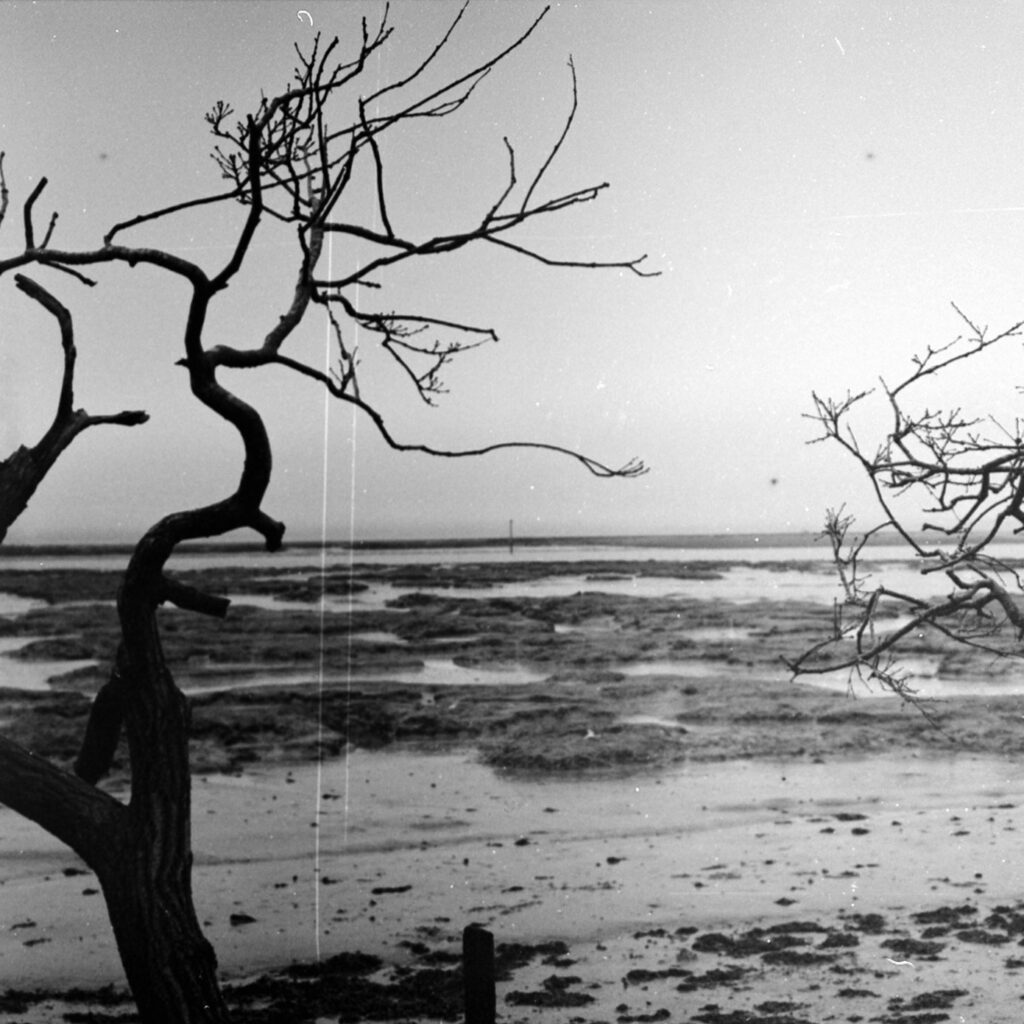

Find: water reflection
<box><xmin>0</xmin><ymin>594</ymin><xmax>44</xmax><ymax>617</ymax></box>
<box><xmin>181</xmin><ymin>658</ymin><xmax>545</xmax><ymax>695</ymax></box>
<box><xmin>3</xmin><ymin>542</ymin><xmax>1023</xmax><ymax>696</ymax></box>
<box><xmin>0</xmin><ymin>637</ymin><xmax>97</xmax><ymax>692</ymax></box>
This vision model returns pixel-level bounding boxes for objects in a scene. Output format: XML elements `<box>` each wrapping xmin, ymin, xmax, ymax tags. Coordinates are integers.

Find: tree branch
<box><xmin>264</xmin><ymin>348</ymin><xmax>647</xmax><ymax>477</ymax></box>
<box><xmin>794</xmin><ymin>306</ymin><xmax>1024</xmax><ymax>709</ymax></box>
<box><xmin>14</xmin><ymin>273</ymin><xmax>75</xmax><ymax>417</ymax></box>
<box><xmin>22</xmin><ymin>177</ymin><xmax>48</xmax><ymax>250</ymax></box>
<box><xmin>103</xmin><ymin>188</ymin><xmax>241</xmax><ymax>247</ymax></box>
<box><xmin>73</xmin><ymin>661</ymin><xmax>131</xmax><ymax>785</ymax></box>
<box><xmin>0</xmin><ymin>276</ymin><xmax>149</xmax><ymax>543</ymax></box>
<box><xmin>520</xmin><ymin>55</ymin><xmax>578</xmax><ymax>214</ymax></box>
<box><xmin>486</xmin><ymin>234</ymin><xmax>657</xmax><ymax>278</ymax></box>
<box><xmin>160</xmin><ymin>577</ymin><xmax>231</xmax><ymax>617</ymax></box>
<box><xmin>0</xmin><ymin>152</ymin><xmax>9</xmax><ymax>233</ymax></box>
<box><xmin>0</xmin><ymin>733</ymin><xmax>125</xmax><ymax>856</ymax></box>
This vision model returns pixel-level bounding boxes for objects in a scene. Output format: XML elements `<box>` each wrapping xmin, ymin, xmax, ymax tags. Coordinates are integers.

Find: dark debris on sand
<box><xmin>0</xmin><ymin>563</ymin><xmax>1020</xmax><ymax>1022</ymax></box>
<box><xmin>0</xmin><ymin>903</ymin><xmax>1009</xmax><ymax>1023</ymax></box>
<box><xmin>224</xmin><ymin>951</ymin><xmax>461</xmax><ymax>1024</ymax></box>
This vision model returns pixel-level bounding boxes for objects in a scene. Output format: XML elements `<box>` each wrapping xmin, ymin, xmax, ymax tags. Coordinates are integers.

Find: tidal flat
<box><xmin>3</xmin><ymin>557</ymin><xmax>1024</xmax><ymax>1022</ymax></box>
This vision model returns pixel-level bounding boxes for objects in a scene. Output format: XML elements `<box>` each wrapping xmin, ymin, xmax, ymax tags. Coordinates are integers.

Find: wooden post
<box><xmin>508</xmin><ymin>518</ymin><xmax>514</xmax><ymax>556</ymax></box>
<box><xmin>463</xmin><ymin>923</ymin><xmax>496</xmax><ymax>1024</ymax></box>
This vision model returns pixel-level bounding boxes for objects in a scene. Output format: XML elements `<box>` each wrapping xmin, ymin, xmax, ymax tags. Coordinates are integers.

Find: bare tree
<box><xmin>0</xmin><ymin>7</ymin><xmax>653</xmax><ymax>1022</ymax></box>
<box><xmin>0</xmin><ymin>158</ymin><xmax>149</xmax><ymax>542</ymax></box>
<box><xmin>788</xmin><ymin>303</ymin><xmax>1024</xmax><ymax>706</ymax></box>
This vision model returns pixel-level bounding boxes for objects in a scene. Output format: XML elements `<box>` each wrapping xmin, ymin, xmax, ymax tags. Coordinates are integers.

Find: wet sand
<box><xmin>6</xmin><ymin>749</ymin><xmax>1024</xmax><ymax>1021</ymax></box>
<box><xmin>3</xmin><ymin>557</ymin><xmax>1024</xmax><ymax>1020</ymax></box>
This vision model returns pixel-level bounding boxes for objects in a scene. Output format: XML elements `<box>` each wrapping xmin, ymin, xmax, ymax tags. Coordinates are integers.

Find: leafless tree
<box><xmin>787</xmin><ymin>303</ymin><xmax>1024</xmax><ymax>710</ymax></box>
<box><xmin>0</xmin><ymin>7</ymin><xmax>654</xmax><ymax>1022</ymax></box>
<box><xmin>0</xmin><ymin>158</ymin><xmax>149</xmax><ymax>542</ymax></box>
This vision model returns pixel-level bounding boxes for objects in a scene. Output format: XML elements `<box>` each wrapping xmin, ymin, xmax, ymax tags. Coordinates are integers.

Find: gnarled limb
<box><xmin>74</xmin><ymin>658</ymin><xmax>131</xmax><ymax>785</ymax></box>
<box><xmin>0</xmin><ymin>275</ymin><xmax>148</xmax><ymax>543</ymax></box>
<box><xmin>0</xmin><ymin>734</ymin><xmax>124</xmax><ymax>858</ymax></box>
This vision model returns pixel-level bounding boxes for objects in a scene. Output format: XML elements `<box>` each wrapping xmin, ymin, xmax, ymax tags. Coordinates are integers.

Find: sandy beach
<box><xmin>6</xmin><ymin>747</ymin><xmax>1024</xmax><ymax>1021</ymax></box>
<box><xmin>3</xmin><ymin>552</ymin><xmax>1024</xmax><ymax>1020</ymax></box>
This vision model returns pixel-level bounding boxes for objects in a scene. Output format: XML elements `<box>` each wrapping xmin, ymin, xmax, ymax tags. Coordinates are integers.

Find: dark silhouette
<box><xmin>789</xmin><ymin>302</ymin><xmax>1024</xmax><ymax>706</ymax></box>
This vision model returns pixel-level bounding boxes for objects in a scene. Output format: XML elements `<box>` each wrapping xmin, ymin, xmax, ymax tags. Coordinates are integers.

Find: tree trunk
<box><xmin>0</xmin><ymin>276</ymin><xmax>274</xmax><ymax>1021</ymax></box>
<box><xmin>97</xmin><ymin>582</ymin><xmax>231</xmax><ymax>1022</ymax></box>
<box><xmin>97</xmin><ymin>815</ymin><xmax>229</xmax><ymax>1023</ymax></box>
<box><xmin>0</xmin><ymin>675</ymin><xmax>229</xmax><ymax>1022</ymax></box>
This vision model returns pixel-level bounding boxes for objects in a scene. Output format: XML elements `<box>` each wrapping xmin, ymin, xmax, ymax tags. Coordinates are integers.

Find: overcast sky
<box><xmin>4</xmin><ymin>1</ymin><xmax>1024</xmax><ymax>544</ymax></box>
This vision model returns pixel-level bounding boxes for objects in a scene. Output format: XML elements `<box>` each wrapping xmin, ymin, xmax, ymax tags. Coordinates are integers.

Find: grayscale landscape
<box><xmin>3</xmin><ymin>538</ymin><xmax>1024</xmax><ymax>1021</ymax></box>
<box><xmin>6</xmin><ymin>3</ymin><xmax>1024</xmax><ymax>1023</ymax></box>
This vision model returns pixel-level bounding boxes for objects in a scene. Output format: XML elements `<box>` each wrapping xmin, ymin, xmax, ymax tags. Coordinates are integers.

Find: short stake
<box><xmin>463</xmin><ymin>923</ymin><xmax>496</xmax><ymax>1024</ymax></box>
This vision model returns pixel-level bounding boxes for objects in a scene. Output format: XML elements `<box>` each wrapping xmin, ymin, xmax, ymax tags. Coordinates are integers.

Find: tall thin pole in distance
<box><xmin>508</xmin><ymin>519</ymin><xmax>514</xmax><ymax>556</ymax></box>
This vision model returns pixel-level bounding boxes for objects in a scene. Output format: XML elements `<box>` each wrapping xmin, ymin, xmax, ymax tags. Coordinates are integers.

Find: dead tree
<box><xmin>0</xmin><ymin>158</ymin><xmax>148</xmax><ymax>542</ymax></box>
<box><xmin>788</xmin><ymin>303</ymin><xmax>1024</xmax><ymax>704</ymax></box>
<box><xmin>0</xmin><ymin>7</ymin><xmax>654</xmax><ymax>1022</ymax></box>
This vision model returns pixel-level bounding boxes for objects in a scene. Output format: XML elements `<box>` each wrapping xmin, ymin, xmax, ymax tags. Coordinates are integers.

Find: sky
<box><xmin>5</xmin><ymin>1</ymin><xmax>1024</xmax><ymax>544</ymax></box>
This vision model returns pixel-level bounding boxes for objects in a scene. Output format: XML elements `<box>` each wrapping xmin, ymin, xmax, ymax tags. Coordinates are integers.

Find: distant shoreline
<box><xmin>0</xmin><ymin>529</ymin><xmax>954</xmax><ymax>558</ymax></box>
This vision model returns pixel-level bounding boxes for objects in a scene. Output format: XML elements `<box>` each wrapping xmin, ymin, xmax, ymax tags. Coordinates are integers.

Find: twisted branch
<box><xmin>793</xmin><ymin>306</ymin><xmax>1024</xmax><ymax>709</ymax></box>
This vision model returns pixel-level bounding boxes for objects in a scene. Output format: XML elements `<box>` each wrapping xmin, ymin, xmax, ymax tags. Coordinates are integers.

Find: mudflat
<box><xmin>1</xmin><ymin>557</ymin><xmax>1024</xmax><ymax>1022</ymax></box>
